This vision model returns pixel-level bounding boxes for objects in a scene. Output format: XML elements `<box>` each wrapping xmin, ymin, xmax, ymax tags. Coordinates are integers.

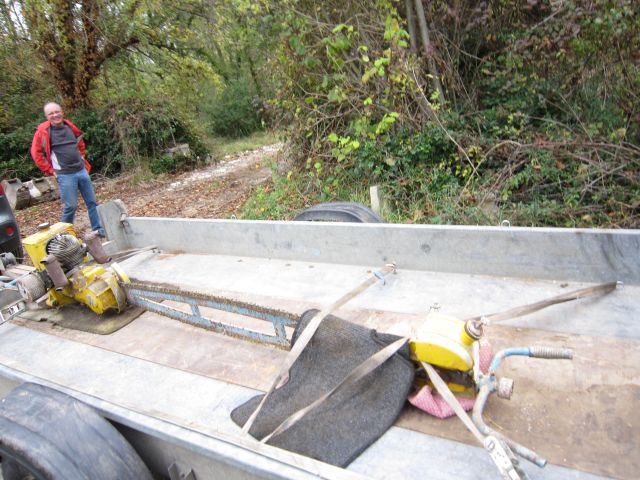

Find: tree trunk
<box><xmin>245</xmin><ymin>48</ymin><xmax>263</xmax><ymax>99</ymax></box>
<box><xmin>413</xmin><ymin>0</ymin><xmax>445</xmax><ymax>103</ymax></box>
<box><xmin>21</xmin><ymin>0</ymin><xmax>139</xmax><ymax>112</ymax></box>
<box><xmin>404</xmin><ymin>0</ymin><xmax>418</xmax><ymax>52</ymax></box>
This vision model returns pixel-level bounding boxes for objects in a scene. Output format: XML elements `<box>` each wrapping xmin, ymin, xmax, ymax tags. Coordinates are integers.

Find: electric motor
<box><xmin>17</xmin><ymin>272</ymin><xmax>48</xmax><ymax>303</ymax></box>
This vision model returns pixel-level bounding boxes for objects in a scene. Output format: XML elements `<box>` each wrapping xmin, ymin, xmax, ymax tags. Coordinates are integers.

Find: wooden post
<box><xmin>370</xmin><ymin>185</ymin><xmax>381</xmax><ymax>215</ymax></box>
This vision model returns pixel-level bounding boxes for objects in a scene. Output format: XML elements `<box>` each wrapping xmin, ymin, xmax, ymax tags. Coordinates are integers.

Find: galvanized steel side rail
<box><xmin>98</xmin><ymin>201</ymin><xmax>640</xmax><ymax>285</ymax></box>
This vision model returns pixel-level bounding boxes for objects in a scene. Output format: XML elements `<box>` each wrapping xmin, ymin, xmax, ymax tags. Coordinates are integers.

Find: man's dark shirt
<box><xmin>50</xmin><ymin>124</ymin><xmax>84</xmax><ymax>174</ymax></box>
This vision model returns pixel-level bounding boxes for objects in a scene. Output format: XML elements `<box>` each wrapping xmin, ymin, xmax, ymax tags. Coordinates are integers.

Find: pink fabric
<box><xmin>478</xmin><ymin>339</ymin><xmax>493</xmax><ymax>374</ymax></box>
<box><xmin>408</xmin><ymin>386</ymin><xmax>475</xmax><ymax>418</ymax></box>
<box><xmin>409</xmin><ymin>341</ymin><xmax>493</xmax><ymax>419</ymax></box>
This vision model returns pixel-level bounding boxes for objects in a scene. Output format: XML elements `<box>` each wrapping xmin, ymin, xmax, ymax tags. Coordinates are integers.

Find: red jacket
<box><xmin>30</xmin><ymin>119</ymin><xmax>91</xmax><ymax>176</ymax></box>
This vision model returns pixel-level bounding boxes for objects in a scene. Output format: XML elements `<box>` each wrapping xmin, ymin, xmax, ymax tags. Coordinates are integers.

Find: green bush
<box><xmin>105</xmin><ymin>99</ymin><xmax>209</xmax><ymax>170</ymax></box>
<box><xmin>348</xmin><ymin>124</ymin><xmax>459</xmax><ymax>203</ymax></box>
<box><xmin>150</xmin><ymin>154</ymin><xmax>199</xmax><ymax>174</ymax></box>
<box><xmin>205</xmin><ymin>82</ymin><xmax>264</xmax><ymax>138</ymax></box>
<box><xmin>0</xmin><ymin>102</ymin><xmax>210</xmax><ymax>179</ymax></box>
<box><xmin>73</xmin><ymin>108</ymin><xmax>124</xmax><ymax>176</ymax></box>
<box><xmin>0</xmin><ymin>121</ymin><xmax>43</xmax><ymax>180</ymax></box>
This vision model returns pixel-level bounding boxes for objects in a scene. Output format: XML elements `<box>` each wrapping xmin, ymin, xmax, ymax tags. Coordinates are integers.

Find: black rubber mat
<box><xmin>19</xmin><ymin>304</ymin><xmax>144</xmax><ymax>334</ymax></box>
<box><xmin>231</xmin><ymin>309</ymin><xmax>414</xmax><ymax>467</ymax></box>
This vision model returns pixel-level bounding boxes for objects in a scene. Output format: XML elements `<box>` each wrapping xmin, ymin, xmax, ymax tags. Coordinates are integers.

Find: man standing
<box><xmin>30</xmin><ymin>102</ymin><xmax>104</xmax><ymax>235</ymax></box>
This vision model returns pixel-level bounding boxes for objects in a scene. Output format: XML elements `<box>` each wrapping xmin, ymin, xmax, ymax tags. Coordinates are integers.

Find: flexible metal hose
<box><xmin>528</xmin><ymin>346</ymin><xmax>573</xmax><ymax>359</ymax></box>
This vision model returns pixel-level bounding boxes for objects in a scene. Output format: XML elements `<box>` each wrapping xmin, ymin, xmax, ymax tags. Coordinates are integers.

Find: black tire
<box><xmin>293</xmin><ymin>202</ymin><xmax>385</xmax><ymax>223</ymax></box>
<box><xmin>0</xmin><ymin>383</ymin><xmax>153</xmax><ymax>480</ymax></box>
<box><xmin>1</xmin><ymin>460</ymin><xmax>34</xmax><ymax>480</ymax></box>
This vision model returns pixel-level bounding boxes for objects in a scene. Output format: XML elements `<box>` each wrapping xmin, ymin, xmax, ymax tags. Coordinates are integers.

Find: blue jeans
<box><xmin>56</xmin><ymin>169</ymin><xmax>103</xmax><ymax>233</ymax></box>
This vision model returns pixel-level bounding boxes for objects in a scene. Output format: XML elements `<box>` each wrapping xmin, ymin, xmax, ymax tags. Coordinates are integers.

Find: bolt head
<box><xmin>497</xmin><ymin>377</ymin><xmax>514</xmax><ymax>399</ymax></box>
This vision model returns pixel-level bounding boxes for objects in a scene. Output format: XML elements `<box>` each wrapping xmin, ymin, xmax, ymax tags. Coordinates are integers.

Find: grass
<box><xmin>239</xmin><ymin>167</ymin><xmax>381</xmax><ymax>221</ymax></box>
<box><xmin>206</xmin><ymin>130</ymin><xmax>282</xmax><ymax>160</ymax></box>
<box><xmin>239</xmin><ymin>166</ymin><xmax>308</xmax><ymax>220</ymax></box>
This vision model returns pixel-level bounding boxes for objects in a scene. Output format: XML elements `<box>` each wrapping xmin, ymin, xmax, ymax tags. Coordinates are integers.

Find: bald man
<box><xmin>30</xmin><ymin>102</ymin><xmax>104</xmax><ymax>235</ymax></box>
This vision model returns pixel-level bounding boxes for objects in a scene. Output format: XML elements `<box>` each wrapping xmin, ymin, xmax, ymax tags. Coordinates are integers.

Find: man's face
<box><xmin>44</xmin><ymin>104</ymin><xmax>64</xmax><ymax>126</ymax></box>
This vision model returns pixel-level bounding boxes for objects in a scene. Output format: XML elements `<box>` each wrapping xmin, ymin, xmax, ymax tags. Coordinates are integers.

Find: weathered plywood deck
<box><xmin>4</xmin><ymin>250</ymin><xmax>637</xmax><ymax>479</ymax></box>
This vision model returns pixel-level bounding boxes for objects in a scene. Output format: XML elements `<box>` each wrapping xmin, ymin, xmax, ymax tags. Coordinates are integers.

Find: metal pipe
<box><xmin>473</xmin><ymin>383</ymin><xmax>547</xmax><ymax>468</ymax></box>
<box><xmin>490</xmin><ymin>347</ymin><xmax>574</xmax><ymax>374</ymax></box>
<box><xmin>488</xmin><ymin>426</ymin><xmax>547</xmax><ymax>468</ymax></box>
<box><xmin>41</xmin><ymin>254</ymin><xmax>68</xmax><ymax>289</ymax></box>
<box><xmin>84</xmin><ymin>231</ymin><xmax>111</xmax><ymax>264</ymax></box>
<box><xmin>489</xmin><ymin>348</ymin><xmax>530</xmax><ymax>374</ymax></box>
<box><xmin>478</xmin><ymin>345</ymin><xmax>573</xmax><ymax>467</ymax></box>
<box><xmin>472</xmin><ymin>384</ymin><xmax>492</xmax><ymax>429</ymax></box>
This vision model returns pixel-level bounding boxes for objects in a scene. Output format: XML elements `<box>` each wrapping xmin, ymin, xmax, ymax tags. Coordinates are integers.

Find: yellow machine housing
<box><xmin>22</xmin><ymin>222</ymin><xmax>76</xmax><ymax>271</ymax></box>
<box><xmin>21</xmin><ymin>223</ymin><xmax>127</xmax><ymax>315</ymax></box>
<box><xmin>409</xmin><ymin>312</ymin><xmax>480</xmax><ymax>391</ymax></box>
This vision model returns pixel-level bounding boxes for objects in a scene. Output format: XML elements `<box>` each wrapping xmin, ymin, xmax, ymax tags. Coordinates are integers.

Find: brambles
<box><xmin>267</xmin><ymin>0</ymin><xmax>639</xmax><ymax>228</ymax></box>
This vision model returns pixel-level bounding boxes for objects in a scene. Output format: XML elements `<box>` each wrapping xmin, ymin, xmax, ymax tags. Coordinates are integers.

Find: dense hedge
<box><xmin>0</xmin><ymin>101</ymin><xmax>210</xmax><ymax>180</ymax></box>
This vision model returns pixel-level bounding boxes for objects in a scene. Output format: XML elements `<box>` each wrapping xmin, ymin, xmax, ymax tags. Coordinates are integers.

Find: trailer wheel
<box><xmin>293</xmin><ymin>202</ymin><xmax>385</xmax><ymax>223</ymax></box>
<box><xmin>0</xmin><ymin>459</ymin><xmax>33</xmax><ymax>480</ymax></box>
<box><xmin>0</xmin><ymin>383</ymin><xmax>153</xmax><ymax>480</ymax></box>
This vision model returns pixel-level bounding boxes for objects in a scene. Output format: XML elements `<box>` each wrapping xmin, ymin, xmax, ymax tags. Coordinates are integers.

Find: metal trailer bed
<box><xmin>0</xmin><ymin>201</ymin><xmax>638</xmax><ymax>479</ymax></box>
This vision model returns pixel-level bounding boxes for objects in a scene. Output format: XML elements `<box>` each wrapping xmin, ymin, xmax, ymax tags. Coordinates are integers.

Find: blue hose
<box><xmin>489</xmin><ymin>347</ymin><xmax>530</xmax><ymax>373</ymax></box>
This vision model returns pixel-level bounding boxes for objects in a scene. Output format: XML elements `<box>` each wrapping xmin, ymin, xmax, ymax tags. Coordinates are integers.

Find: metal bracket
<box><xmin>484</xmin><ymin>436</ymin><xmax>526</xmax><ymax>480</ymax></box>
<box><xmin>120</xmin><ymin>212</ymin><xmax>132</xmax><ymax>234</ymax></box>
<box><xmin>0</xmin><ymin>289</ymin><xmax>27</xmax><ymax>325</ymax></box>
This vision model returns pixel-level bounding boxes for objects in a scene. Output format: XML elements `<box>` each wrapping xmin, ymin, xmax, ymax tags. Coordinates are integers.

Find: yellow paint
<box><xmin>22</xmin><ymin>222</ymin><xmax>126</xmax><ymax>315</ymax></box>
<box><xmin>409</xmin><ymin>312</ymin><xmax>477</xmax><ymax>372</ymax></box>
<box><xmin>69</xmin><ymin>266</ymin><xmax>124</xmax><ymax>315</ymax></box>
<box><xmin>22</xmin><ymin>223</ymin><xmax>75</xmax><ymax>270</ymax></box>
<box><xmin>110</xmin><ymin>262</ymin><xmax>130</xmax><ymax>284</ymax></box>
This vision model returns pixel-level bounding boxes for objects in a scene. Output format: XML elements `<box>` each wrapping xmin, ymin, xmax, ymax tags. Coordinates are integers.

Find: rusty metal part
<box><xmin>497</xmin><ymin>377</ymin><xmax>514</xmax><ymax>400</ymax></box>
<box><xmin>124</xmin><ymin>281</ymin><xmax>299</xmax><ymax>349</ymax></box>
<box><xmin>473</xmin><ymin>346</ymin><xmax>574</xmax><ymax>468</ymax></box>
<box><xmin>528</xmin><ymin>346</ymin><xmax>574</xmax><ymax>360</ymax></box>
<box><xmin>83</xmin><ymin>231</ymin><xmax>111</xmax><ymax>264</ymax></box>
<box><xmin>41</xmin><ymin>254</ymin><xmax>68</xmax><ymax>289</ymax></box>
<box><xmin>464</xmin><ymin>318</ymin><xmax>484</xmax><ymax>340</ymax></box>
<box><xmin>422</xmin><ymin>361</ymin><xmax>528</xmax><ymax>480</ymax></box>
<box><xmin>16</xmin><ymin>272</ymin><xmax>47</xmax><ymax>303</ymax></box>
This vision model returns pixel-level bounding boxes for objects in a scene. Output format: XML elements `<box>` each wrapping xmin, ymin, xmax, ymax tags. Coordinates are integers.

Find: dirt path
<box><xmin>15</xmin><ymin>143</ymin><xmax>283</xmax><ymax>238</ymax></box>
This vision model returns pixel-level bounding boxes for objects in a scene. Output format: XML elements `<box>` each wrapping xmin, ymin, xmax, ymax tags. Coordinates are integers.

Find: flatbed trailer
<box><xmin>0</xmin><ymin>201</ymin><xmax>638</xmax><ymax>479</ymax></box>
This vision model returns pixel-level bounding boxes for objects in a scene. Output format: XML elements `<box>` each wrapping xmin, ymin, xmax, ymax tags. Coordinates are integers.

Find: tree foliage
<box><xmin>0</xmin><ymin>0</ymin><xmax>277</xmax><ymax>178</ymax></box>
<box><xmin>268</xmin><ymin>0</ymin><xmax>639</xmax><ymax>227</ymax></box>
<box><xmin>3</xmin><ymin>0</ymin><xmax>144</xmax><ymax>110</ymax></box>
<box><xmin>1</xmin><ymin>0</ymin><xmax>638</xmax><ymax>227</ymax></box>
